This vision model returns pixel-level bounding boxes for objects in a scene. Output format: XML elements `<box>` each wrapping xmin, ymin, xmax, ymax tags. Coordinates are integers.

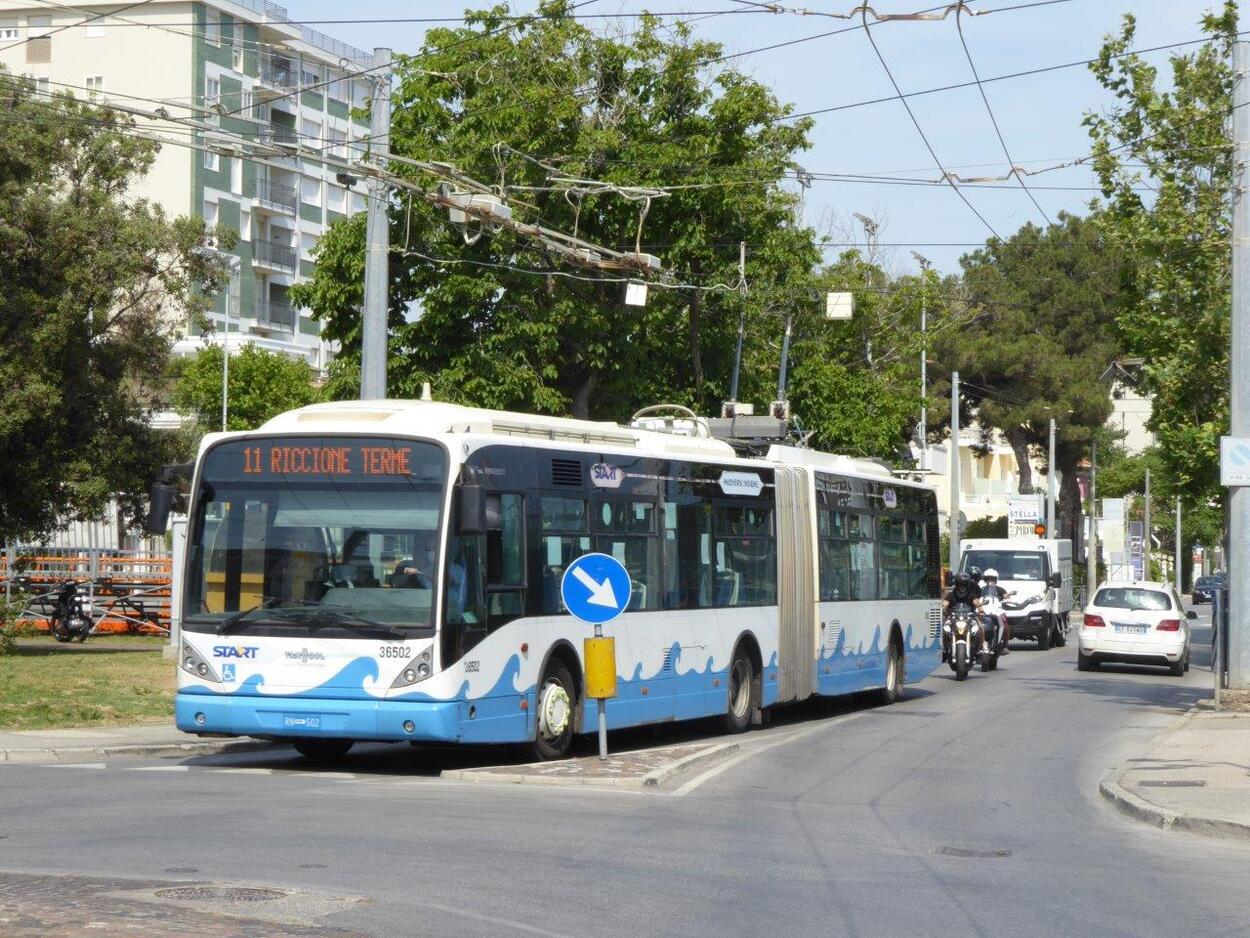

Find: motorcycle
<box><xmin>942</xmin><ymin>602</ymin><xmax>983</xmax><ymax>681</ymax></box>
<box><xmin>979</xmin><ymin>597</ymin><xmax>1007</xmax><ymax>672</ymax></box>
<box><xmin>46</xmin><ymin>580</ymin><xmax>95</xmax><ymax>643</ymax></box>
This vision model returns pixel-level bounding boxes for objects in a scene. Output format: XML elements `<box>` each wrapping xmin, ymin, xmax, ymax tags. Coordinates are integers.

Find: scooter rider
<box><xmin>979</xmin><ymin>568</ymin><xmax>1014</xmax><ymax>654</ymax></box>
<box><xmin>943</xmin><ymin>571</ymin><xmax>982</xmax><ymax>613</ymax></box>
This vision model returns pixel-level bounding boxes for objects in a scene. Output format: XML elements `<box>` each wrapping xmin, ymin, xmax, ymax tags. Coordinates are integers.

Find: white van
<box><xmin>958</xmin><ymin>538</ymin><xmax>1074</xmax><ymax>650</ymax></box>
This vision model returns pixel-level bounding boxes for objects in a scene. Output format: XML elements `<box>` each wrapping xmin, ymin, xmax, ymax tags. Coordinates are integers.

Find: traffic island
<box><xmin>0</xmin><ymin>723</ymin><xmax>273</xmax><ymax>764</ymax></box>
<box><xmin>442</xmin><ymin>739</ymin><xmax>739</xmax><ymax>789</ymax></box>
<box><xmin>1100</xmin><ymin>706</ymin><xmax>1250</xmax><ymax>840</ymax></box>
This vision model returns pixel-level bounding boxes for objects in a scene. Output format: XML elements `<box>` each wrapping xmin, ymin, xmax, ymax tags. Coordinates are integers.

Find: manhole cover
<box><xmin>937</xmin><ymin>846</ymin><xmax>1013</xmax><ymax>858</ymax></box>
<box><xmin>1137</xmin><ymin>779</ymin><xmax>1207</xmax><ymax>788</ymax></box>
<box><xmin>155</xmin><ymin>886</ymin><xmax>287</xmax><ymax>902</ymax></box>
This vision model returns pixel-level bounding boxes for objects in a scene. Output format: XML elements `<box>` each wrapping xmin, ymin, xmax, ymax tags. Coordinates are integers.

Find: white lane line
<box><xmin>671</xmin><ymin>711</ymin><xmax>869</xmax><ymax>797</ymax></box>
<box><xmin>419</xmin><ymin>899</ymin><xmax>577</xmax><ymax>938</ymax></box>
<box><xmin>129</xmin><ymin>765</ymin><xmax>191</xmax><ymax>772</ymax></box>
<box><xmin>31</xmin><ymin>762</ymin><xmax>107</xmax><ymax>769</ymax></box>
<box><xmin>213</xmin><ymin>768</ymin><xmax>275</xmax><ymax>775</ymax></box>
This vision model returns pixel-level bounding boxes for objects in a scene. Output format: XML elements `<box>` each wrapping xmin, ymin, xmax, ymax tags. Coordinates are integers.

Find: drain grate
<box><xmin>1137</xmin><ymin>779</ymin><xmax>1207</xmax><ymax>788</ymax></box>
<box><xmin>155</xmin><ymin>886</ymin><xmax>287</xmax><ymax>903</ymax></box>
<box><xmin>937</xmin><ymin>846</ymin><xmax>1013</xmax><ymax>858</ymax></box>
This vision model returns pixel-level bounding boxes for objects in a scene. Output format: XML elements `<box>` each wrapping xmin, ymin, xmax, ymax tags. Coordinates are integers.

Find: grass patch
<box><xmin>0</xmin><ymin>648</ymin><xmax>175</xmax><ymax>730</ymax></box>
<box><xmin>19</xmin><ymin>634</ymin><xmax>168</xmax><ymax>648</ymax></box>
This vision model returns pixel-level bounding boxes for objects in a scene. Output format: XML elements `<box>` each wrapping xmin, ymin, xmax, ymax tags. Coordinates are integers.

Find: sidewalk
<box><xmin>1100</xmin><ymin>706</ymin><xmax>1250</xmax><ymax>840</ymax></box>
<box><xmin>0</xmin><ymin>723</ymin><xmax>272</xmax><ymax>764</ymax></box>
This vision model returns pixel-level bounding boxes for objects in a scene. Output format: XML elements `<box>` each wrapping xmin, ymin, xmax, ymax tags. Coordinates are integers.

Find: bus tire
<box><xmin>292</xmin><ymin>739</ymin><xmax>354</xmax><ymax>761</ymax></box>
<box><xmin>532</xmin><ymin>661</ymin><xmax>577</xmax><ymax>761</ymax></box>
<box><xmin>723</xmin><ymin>648</ymin><xmax>755</xmax><ymax>734</ymax></box>
<box><xmin>878</xmin><ymin>640</ymin><xmax>904</xmax><ymax>704</ymax></box>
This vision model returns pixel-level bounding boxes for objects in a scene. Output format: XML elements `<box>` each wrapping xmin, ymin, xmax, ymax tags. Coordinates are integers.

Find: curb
<box><xmin>0</xmin><ymin>738</ymin><xmax>276</xmax><ymax>765</ymax></box>
<box><xmin>443</xmin><ymin>740</ymin><xmax>740</xmax><ymax>789</ymax></box>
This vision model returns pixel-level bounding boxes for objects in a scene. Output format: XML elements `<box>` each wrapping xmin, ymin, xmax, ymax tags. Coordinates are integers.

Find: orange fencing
<box><xmin>2</xmin><ymin>552</ymin><xmax>172</xmax><ymax>636</ymax></box>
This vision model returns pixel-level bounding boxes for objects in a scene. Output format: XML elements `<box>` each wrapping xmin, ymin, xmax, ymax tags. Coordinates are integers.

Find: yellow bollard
<box><xmin>583</xmin><ymin>636</ymin><xmax>617</xmax><ymax>699</ymax></box>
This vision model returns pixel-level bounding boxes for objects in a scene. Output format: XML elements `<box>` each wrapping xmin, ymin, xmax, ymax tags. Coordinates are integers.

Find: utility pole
<box><xmin>1144</xmin><ymin>467</ymin><xmax>1152</xmax><ymax>579</ymax></box>
<box><xmin>220</xmin><ymin>257</ymin><xmax>240</xmax><ymax>431</ymax></box>
<box><xmin>1175</xmin><ymin>496</ymin><xmax>1183</xmax><ymax>595</ymax></box>
<box><xmin>1230</xmin><ymin>38</ymin><xmax>1250</xmax><ymax>688</ymax></box>
<box><xmin>360</xmin><ymin>47</ymin><xmax>392</xmax><ymax>401</ymax></box>
<box><xmin>1047</xmin><ymin>417</ymin><xmax>1057</xmax><ymax>536</ymax></box>
<box><xmin>950</xmin><ymin>371</ymin><xmax>961</xmax><ymax>572</ymax></box>
<box><xmin>912</xmin><ymin>251</ymin><xmax>931</xmax><ymax>468</ymax></box>
<box><xmin>1087</xmin><ymin>439</ymin><xmax>1097</xmax><ymax>597</ymax></box>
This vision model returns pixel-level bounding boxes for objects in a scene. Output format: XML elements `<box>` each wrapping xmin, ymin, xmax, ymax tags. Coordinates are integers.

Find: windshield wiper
<box><xmin>216</xmin><ymin>597</ymin><xmax>293</xmax><ymax>635</ymax></box>
<box><xmin>285</xmin><ymin>606</ymin><xmax>405</xmax><ymax>639</ymax></box>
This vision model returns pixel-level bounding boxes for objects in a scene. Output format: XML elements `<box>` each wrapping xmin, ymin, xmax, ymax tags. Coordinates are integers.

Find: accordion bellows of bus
<box><xmin>168</xmin><ymin>399</ymin><xmax>942</xmax><ymax>760</ymax></box>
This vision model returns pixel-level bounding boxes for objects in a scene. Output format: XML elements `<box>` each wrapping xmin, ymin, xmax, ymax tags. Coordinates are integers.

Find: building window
<box><xmin>326</xmin><ymin>184</ymin><xmax>345</xmax><ymax>213</ymax></box>
<box><xmin>300</xmin><ymin>232</ymin><xmax>316</xmax><ymax>259</ymax></box>
<box><xmin>327</xmin><ymin>126</ymin><xmax>345</xmax><ymax>157</ymax></box>
<box><xmin>205</xmin><ymin>10</ymin><xmax>221</xmax><ymax>47</ymax></box>
<box><xmin>300</xmin><ymin>176</ymin><xmax>321</xmax><ymax>206</ymax></box>
<box><xmin>350</xmin><ymin>191</ymin><xmax>366</xmax><ymax>215</ymax></box>
<box><xmin>300</xmin><ymin>118</ymin><xmax>321</xmax><ymax>146</ymax></box>
<box><xmin>204</xmin><ymin>199</ymin><xmax>219</xmax><ymax>229</ymax></box>
<box><xmin>85</xmin><ymin>17</ymin><xmax>105</xmax><ymax>38</ymax></box>
<box><xmin>26</xmin><ymin>15</ymin><xmax>51</xmax><ymax>64</ymax></box>
<box><xmin>241</xmin><ymin>208</ymin><xmax>251</xmax><ymax>241</ymax></box>
<box><xmin>231</xmin><ymin>43</ymin><xmax>244</xmax><ymax>72</ymax></box>
<box><xmin>301</xmin><ymin>63</ymin><xmax>322</xmax><ymax>89</ymax></box>
<box><xmin>204</xmin><ymin>149</ymin><xmax>219</xmax><ymax>172</ymax></box>
<box><xmin>0</xmin><ymin>20</ymin><xmax>18</xmax><ymax>40</ymax></box>
<box><xmin>204</xmin><ymin>76</ymin><xmax>220</xmax><ymax>106</ymax></box>
<box><xmin>84</xmin><ymin>75</ymin><xmax>103</xmax><ymax>93</ymax></box>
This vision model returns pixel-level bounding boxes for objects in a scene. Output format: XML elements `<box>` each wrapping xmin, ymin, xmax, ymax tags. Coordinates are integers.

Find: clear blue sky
<box><xmin>286</xmin><ymin>0</ymin><xmax>1222</xmax><ymax>275</ymax></box>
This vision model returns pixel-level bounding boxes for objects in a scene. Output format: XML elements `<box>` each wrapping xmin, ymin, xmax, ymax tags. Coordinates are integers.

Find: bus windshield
<box><xmin>960</xmin><ymin>550</ymin><xmax>1049</xmax><ymax>582</ymax></box>
<box><xmin>183</xmin><ymin>437</ymin><xmax>447</xmax><ymax>635</ymax></box>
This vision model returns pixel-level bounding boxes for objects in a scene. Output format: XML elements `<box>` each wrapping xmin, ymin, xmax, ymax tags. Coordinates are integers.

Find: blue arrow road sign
<box><xmin>560</xmin><ymin>553</ymin><xmax>632</xmax><ymax>625</ymax></box>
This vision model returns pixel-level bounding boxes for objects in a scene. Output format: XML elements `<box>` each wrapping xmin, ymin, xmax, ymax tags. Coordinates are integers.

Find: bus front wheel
<box><xmin>723</xmin><ymin>648</ymin><xmax>755</xmax><ymax>734</ymax></box>
<box><xmin>532</xmin><ymin>662</ymin><xmax>576</xmax><ymax>761</ymax></box>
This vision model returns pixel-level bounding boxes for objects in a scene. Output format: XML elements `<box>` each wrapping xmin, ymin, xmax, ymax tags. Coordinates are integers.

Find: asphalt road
<box><xmin>4</xmin><ymin>605</ymin><xmax>1249</xmax><ymax>937</ymax></box>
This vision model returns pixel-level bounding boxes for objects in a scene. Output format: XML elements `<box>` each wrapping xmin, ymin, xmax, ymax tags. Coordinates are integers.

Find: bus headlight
<box><xmin>180</xmin><ymin>643</ymin><xmax>221</xmax><ymax>683</ymax></box>
<box><xmin>390</xmin><ymin>648</ymin><xmax>434</xmax><ymax>688</ymax></box>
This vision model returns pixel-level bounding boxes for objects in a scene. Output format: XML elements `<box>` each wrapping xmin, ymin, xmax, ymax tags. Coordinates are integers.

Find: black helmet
<box><xmin>968</xmin><ymin>566</ymin><xmax>982</xmax><ymax>579</ymax></box>
<box><xmin>954</xmin><ymin>572</ymin><xmax>972</xmax><ymax>588</ymax></box>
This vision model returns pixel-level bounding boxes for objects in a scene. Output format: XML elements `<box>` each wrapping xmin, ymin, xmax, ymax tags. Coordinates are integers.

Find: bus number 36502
<box><xmin>378</xmin><ymin>646</ymin><xmax>413</xmax><ymax>659</ymax></box>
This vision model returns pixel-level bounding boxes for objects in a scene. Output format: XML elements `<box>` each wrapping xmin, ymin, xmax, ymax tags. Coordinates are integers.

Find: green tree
<box><xmin>173</xmin><ymin>344</ymin><xmax>320</xmax><ymax>432</ymax></box>
<box><xmin>292</xmin><ymin>1</ymin><xmax>819</xmax><ymax>420</ymax></box>
<box><xmin>1085</xmin><ymin>3</ymin><xmax>1236</xmax><ymax>503</ymax></box>
<box><xmin>965</xmin><ymin>515</ymin><xmax>1009</xmax><ymax>538</ymax></box>
<box><xmin>932</xmin><ymin>213</ymin><xmax>1124</xmax><ymax>552</ymax></box>
<box><xmin>0</xmin><ymin>77</ymin><xmax>228</xmax><ymax>542</ymax></box>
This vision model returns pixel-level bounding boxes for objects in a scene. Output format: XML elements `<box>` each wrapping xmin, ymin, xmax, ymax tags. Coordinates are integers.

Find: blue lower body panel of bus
<box><xmin>175</xmin><ymin>691</ymin><xmax>529</xmax><ymax>744</ymax></box>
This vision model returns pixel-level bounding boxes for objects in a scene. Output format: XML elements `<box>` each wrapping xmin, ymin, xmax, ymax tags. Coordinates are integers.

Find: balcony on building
<box><xmin>257</xmin><ymin>54</ymin><xmax>298</xmax><ymax>98</ymax></box>
<box><xmin>259</xmin><ymin>120</ymin><xmax>298</xmax><ymax>148</ymax></box>
<box><xmin>252</xmin><ymin>238</ymin><xmax>297</xmax><ymax>274</ymax></box>
<box><xmin>254</xmin><ymin>177</ymin><xmax>298</xmax><ymax>215</ymax></box>
<box><xmin>255</xmin><ymin>297</ymin><xmax>296</xmax><ymax>332</ymax></box>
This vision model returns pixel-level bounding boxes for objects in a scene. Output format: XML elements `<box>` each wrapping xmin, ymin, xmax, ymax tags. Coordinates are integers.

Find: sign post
<box><xmin>560</xmin><ymin>553</ymin><xmax>631</xmax><ymax>760</ymax></box>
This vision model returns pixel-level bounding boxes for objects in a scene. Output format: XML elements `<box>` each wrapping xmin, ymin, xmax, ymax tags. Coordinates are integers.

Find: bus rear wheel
<box><xmin>878</xmin><ymin>641</ymin><xmax>904</xmax><ymax>703</ymax></box>
<box><xmin>292</xmin><ymin>739</ymin><xmax>354</xmax><ymax>761</ymax></box>
<box><xmin>723</xmin><ymin>649</ymin><xmax>755</xmax><ymax>734</ymax></box>
<box><xmin>532</xmin><ymin>662</ymin><xmax>576</xmax><ymax>761</ymax></box>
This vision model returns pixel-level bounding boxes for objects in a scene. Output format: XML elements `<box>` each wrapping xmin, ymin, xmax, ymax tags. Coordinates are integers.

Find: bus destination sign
<box><xmin>216</xmin><ymin>439</ymin><xmax>418</xmax><ymax>479</ymax></box>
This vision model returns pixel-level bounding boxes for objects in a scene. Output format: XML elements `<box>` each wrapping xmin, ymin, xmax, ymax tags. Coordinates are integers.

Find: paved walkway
<box><xmin>1100</xmin><ymin>704</ymin><xmax>1250</xmax><ymax>839</ymax></box>
<box><xmin>0</xmin><ymin>723</ymin><xmax>268</xmax><ymax>764</ymax></box>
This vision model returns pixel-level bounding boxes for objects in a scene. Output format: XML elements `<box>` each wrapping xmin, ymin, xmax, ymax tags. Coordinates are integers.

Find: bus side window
<box><xmin>485</xmin><ymin>493</ymin><xmax>526</xmax><ymax>630</ymax></box>
<box><xmin>540</xmin><ymin>496</ymin><xmax>589</xmax><ymax>614</ymax></box>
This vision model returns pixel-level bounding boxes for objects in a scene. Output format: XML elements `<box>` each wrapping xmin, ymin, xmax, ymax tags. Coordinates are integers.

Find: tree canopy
<box><xmin>173</xmin><ymin>344</ymin><xmax>320</xmax><ymax>433</ymax></box>
<box><xmin>292</xmin><ymin>1</ymin><xmax>825</xmax><ymax>421</ymax></box>
<box><xmin>1085</xmin><ymin>2</ymin><xmax>1236</xmax><ymax>504</ymax></box>
<box><xmin>0</xmin><ymin>76</ymin><xmax>227</xmax><ymax>541</ymax></box>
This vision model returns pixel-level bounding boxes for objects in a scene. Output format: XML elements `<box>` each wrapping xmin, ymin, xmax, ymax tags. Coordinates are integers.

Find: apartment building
<box><xmin>0</xmin><ymin>0</ymin><xmax>376</xmax><ymax>368</ymax></box>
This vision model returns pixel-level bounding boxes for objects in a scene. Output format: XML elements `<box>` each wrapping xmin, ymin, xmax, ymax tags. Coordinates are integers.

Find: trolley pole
<box><xmin>360</xmin><ymin>47</ymin><xmax>392</xmax><ymax>401</ymax></box>
<box><xmin>1144</xmin><ymin>467</ymin><xmax>1152</xmax><ymax>578</ymax></box>
<box><xmin>950</xmin><ymin>371</ymin><xmax>961</xmax><ymax>571</ymax></box>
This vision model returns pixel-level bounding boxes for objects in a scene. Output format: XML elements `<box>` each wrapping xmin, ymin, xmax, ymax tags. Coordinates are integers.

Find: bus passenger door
<box><xmin>774</xmin><ymin>467</ymin><xmax>817</xmax><ymax>703</ymax></box>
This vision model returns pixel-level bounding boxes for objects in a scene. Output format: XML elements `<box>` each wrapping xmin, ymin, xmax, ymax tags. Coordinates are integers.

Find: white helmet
<box><xmin>983</xmin><ymin>568</ymin><xmax>999</xmax><ymax>580</ymax></box>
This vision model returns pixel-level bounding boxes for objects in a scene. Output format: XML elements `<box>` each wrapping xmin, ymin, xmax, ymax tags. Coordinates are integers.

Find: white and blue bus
<box><xmin>166</xmin><ymin>400</ymin><xmax>942</xmax><ymax>760</ymax></box>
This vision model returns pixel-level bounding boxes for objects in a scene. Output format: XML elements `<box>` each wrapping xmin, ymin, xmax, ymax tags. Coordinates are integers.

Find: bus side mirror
<box><xmin>145</xmin><ymin>482</ymin><xmax>176</xmax><ymax>535</ymax></box>
<box><xmin>1048</xmin><ymin>572</ymin><xmax>1063</xmax><ymax>588</ymax></box>
<box><xmin>457</xmin><ymin>483</ymin><xmax>487</xmax><ymax>535</ymax></box>
<box><xmin>145</xmin><ymin>462</ymin><xmax>193</xmax><ymax>535</ymax></box>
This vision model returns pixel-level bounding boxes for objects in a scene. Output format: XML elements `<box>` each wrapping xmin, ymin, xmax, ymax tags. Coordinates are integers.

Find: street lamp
<box><xmin>853</xmin><ymin>213</ymin><xmax>879</xmax><ymax>363</ymax></box>
<box><xmin>911</xmin><ymin>251</ymin><xmax>931</xmax><ymax>467</ymax></box>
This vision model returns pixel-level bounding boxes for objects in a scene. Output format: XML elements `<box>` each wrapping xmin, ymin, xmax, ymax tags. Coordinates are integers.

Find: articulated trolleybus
<box><xmin>164</xmin><ymin>400</ymin><xmax>942</xmax><ymax>760</ymax></box>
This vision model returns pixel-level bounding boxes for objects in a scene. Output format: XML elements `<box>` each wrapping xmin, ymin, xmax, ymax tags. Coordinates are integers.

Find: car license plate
<box><xmin>283</xmin><ymin>714</ymin><xmax>321</xmax><ymax>729</ymax></box>
<box><xmin>1113</xmin><ymin>624</ymin><xmax>1148</xmax><ymax>635</ymax></box>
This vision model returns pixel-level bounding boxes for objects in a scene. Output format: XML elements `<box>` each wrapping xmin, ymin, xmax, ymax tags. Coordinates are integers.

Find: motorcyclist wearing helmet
<box><xmin>978</xmin><ymin>568</ymin><xmax>1014</xmax><ymax>654</ymax></box>
<box><xmin>943</xmin><ymin>570</ymin><xmax>982</xmax><ymax>612</ymax></box>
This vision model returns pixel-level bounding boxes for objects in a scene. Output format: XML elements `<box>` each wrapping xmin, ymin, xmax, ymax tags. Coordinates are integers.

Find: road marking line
<box><xmin>213</xmin><ymin>768</ymin><xmax>274</xmax><ymax>775</ymax></box>
<box><xmin>40</xmin><ymin>763</ymin><xmax>107</xmax><ymax>769</ymax></box>
<box><xmin>129</xmin><ymin>765</ymin><xmax>191</xmax><ymax>772</ymax></box>
<box><xmin>419</xmin><ymin>899</ymin><xmax>577</xmax><ymax>938</ymax></box>
<box><xmin>671</xmin><ymin>710</ymin><xmax>869</xmax><ymax>797</ymax></box>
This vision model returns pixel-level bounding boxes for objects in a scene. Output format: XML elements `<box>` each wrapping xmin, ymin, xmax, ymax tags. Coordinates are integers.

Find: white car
<box><xmin>1078</xmin><ymin>581</ymin><xmax>1196</xmax><ymax>676</ymax></box>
